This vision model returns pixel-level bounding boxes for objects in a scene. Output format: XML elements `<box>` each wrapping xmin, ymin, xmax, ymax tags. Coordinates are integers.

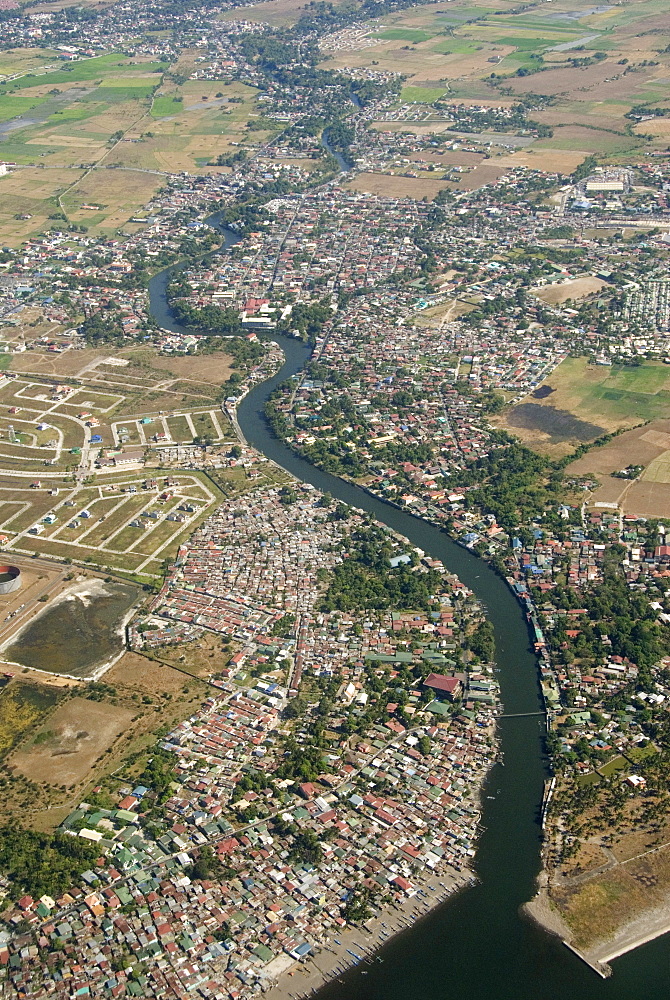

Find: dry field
<box><xmin>12</xmin><ymin>697</ymin><xmax>134</xmax><ymax>786</ymax></box>
<box><xmin>565</xmin><ymin>421</ymin><xmax>670</xmax><ymax>517</ymax></box>
<box><xmin>158</xmin><ymin>351</ymin><xmax>232</xmax><ymax>385</ymax></box>
<box><xmin>0</xmin><ymin>168</ymin><xmax>84</xmax><ymax>247</ymax></box>
<box><xmin>508</xmin><ymin>61</ymin><xmax>635</xmax><ymax>99</ymax></box>
<box><xmin>409</xmin><ymin>149</ymin><xmax>487</xmax><ymax>167</ymax></box>
<box><xmin>451</xmin><ymin>161</ymin><xmax>512</xmax><ymax>190</ymax></box>
<box><xmin>149</xmin><ymin>629</ymin><xmax>229</xmax><ymax>679</ymax></box>
<box><xmin>370</xmin><ymin>121</ymin><xmax>456</xmax><ymax>136</ymax></box>
<box><xmin>62</xmin><ymin>168</ymin><xmax>163</xmax><ymax>231</ymax></box>
<box><xmin>6</xmin><ymin>347</ymin><xmax>123</xmax><ymax>377</ymax></box>
<box><xmin>568</xmin><ymin>422</ymin><xmax>670</xmax><ymax>479</ymax></box>
<box><xmin>344</xmin><ymin>170</ymin><xmax>451</xmax><ymax>200</ymax></box>
<box><xmin>495</xmin><ymin>148</ymin><xmax>590</xmax><ymax>174</ymax></box>
<box><xmin>551</xmin><ymin>842</ymin><xmax>670</xmax><ymax>955</ymax></box>
<box><xmin>219</xmin><ymin>0</ymin><xmax>314</xmax><ymax>27</ymax></box>
<box><xmin>106</xmin><ymin>649</ymin><xmax>194</xmax><ymax>695</ymax></box>
<box><xmin>532</xmin><ymin>276</ymin><xmax>608</xmax><ymax>305</ymax></box>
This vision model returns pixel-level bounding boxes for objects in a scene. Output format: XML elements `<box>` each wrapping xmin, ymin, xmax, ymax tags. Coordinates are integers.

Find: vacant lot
<box><xmin>106</xmin><ymin>649</ymin><xmax>192</xmax><ymax>695</ymax></box>
<box><xmin>533</xmin><ymin>276</ymin><xmax>608</xmax><ymax>305</ymax></box>
<box><xmin>12</xmin><ymin>696</ymin><xmax>134</xmax><ymax>786</ymax></box>
<box><xmin>159</xmin><ymin>351</ymin><xmax>232</xmax><ymax>385</ymax></box>
<box><xmin>345</xmin><ymin>170</ymin><xmax>450</xmax><ymax>200</ymax></box>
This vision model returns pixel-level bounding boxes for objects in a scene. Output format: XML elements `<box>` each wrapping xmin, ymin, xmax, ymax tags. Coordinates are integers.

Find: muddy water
<box><xmin>5</xmin><ymin>580</ymin><xmax>139</xmax><ymax>678</ymax></box>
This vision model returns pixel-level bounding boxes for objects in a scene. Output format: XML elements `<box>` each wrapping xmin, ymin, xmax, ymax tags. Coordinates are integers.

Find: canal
<box><xmin>148</xmin><ymin>228</ymin><xmax>670</xmax><ymax>1000</ymax></box>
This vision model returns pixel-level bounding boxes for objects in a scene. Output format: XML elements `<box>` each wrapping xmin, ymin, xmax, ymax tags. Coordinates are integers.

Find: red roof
<box><xmin>423</xmin><ymin>673</ymin><xmax>461</xmax><ymax>694</ymax></box>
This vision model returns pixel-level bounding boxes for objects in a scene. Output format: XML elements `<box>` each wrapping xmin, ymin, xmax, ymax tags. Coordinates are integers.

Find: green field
<box><xmin>0</xmin><ymin>55</ymin><xmax>166</xmax><ymax>92</ymax></box>
<box><xmin>152</xmin><ymin>95</ymin><xmax>184</xmax><ymax>116</ymax></box>
<box><xmin>401</xmin><ymin>86</ymin><xmax>448</xmax><ymax>104</ymax></box>
<box><xmin>515</xmin><ymin>358</ymin><xmax>670</xmax><ymax>434</ymax></box>
<box><xmin>376</xmin><ymin>28</ymin><xmax>434</xmax><ymax>43</ymax></box>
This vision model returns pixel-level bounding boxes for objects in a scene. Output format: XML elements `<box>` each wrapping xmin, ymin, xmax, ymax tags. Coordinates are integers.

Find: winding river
<box><xmin>147</xmin><ymin>225</ymin><xmax>670</xmax><ymax>1000</ymax></box>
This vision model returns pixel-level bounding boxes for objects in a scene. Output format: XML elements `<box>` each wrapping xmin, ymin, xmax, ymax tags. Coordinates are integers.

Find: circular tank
<box><xmin>0</xmin><ymin>565</ymin><xmax>21</xmax><ymax>595</ymax></box>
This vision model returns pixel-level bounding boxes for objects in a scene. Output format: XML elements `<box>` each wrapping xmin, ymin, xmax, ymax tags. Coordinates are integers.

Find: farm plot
<box><xmin>499</xmin><ymin>358</ymin><xmax>670</xmax><ymax>455</ymax></box>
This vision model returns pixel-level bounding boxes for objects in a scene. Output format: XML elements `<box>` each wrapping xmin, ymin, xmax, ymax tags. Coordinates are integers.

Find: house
<box><xmin>423</xmin><ymin>673</ymin><xmax>462</xmax><ymax>700</ymax></box>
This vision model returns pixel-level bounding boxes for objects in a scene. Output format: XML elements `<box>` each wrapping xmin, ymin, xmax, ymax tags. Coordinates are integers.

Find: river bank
<box><xmin>262</xmin><ymin>865</ymin><xmax>474</xmax><ymax>1000</ymax></box>
<box><xmin>525</xmin><ymin>878</ymin><xmax>670</xmax><ymax>979</ymax></box>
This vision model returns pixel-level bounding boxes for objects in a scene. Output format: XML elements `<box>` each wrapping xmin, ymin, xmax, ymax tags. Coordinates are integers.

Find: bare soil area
<box><xmin>532</xmin><ymin>276</ymin><xmax>608</xmax><ymax>305</ymax></box>
<box><xmin>11</xmin><ymin>697</ymin><xmax>134</xmax><ymax>786</ymax></box>
<box><xmin>157</xmin><ymin>351</ymin><xmax>232</xmax><ymax>385</ymax></box>
<box><xmin>344</xmin><ymin>171</ymin><xmax>450</xmax><ymax>200</ymax></box>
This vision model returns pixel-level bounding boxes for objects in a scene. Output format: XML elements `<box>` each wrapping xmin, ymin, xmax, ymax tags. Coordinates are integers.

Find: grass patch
<box><xmin>376</xmin><ymin>28</ymin><xmax>434</xmax><ymax>42</ymax></box>
<box><xmin>191</xmin><ymin>411</ymin><xmax>219</xmax><ymax>441</ymax></box>
<box><xmin>0</xmin><ymin>95</ymin><xmax>44</xmax><ymax>122</ymax></box>
<box><xmin>152</xmin><ymin>96</ymin><xmax>184</xmax><ymax>116</ymax></box>
<box><xmin>0</xmin><ymin>683</ymin><xmax>58</xmax><ymax>759</ymax></box>
<box><xmin>165</xmin><ymin>415</ymin><xmax>192</xmax><ymax>442</ymax></box>
<box><xmin>401</xmin><ymin>86</ymin><xmax>448</xmax><ymax>104</ymax></box>
<box><xmin>598</xmin><ymin>755</ymin><xmax>628</xmax><ymax>777</ymax></box>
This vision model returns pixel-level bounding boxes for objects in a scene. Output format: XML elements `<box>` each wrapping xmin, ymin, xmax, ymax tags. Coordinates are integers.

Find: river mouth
<box><xmin>2</xmin><ymin>579</ymin><xmax>140</xmax><ymax>679</ymax></box>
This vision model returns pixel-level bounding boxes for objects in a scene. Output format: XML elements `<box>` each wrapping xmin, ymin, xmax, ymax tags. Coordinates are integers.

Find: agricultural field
<box><xmin>566</xmin><ymin>421</ymin><xmax>670</xmax><ymax>518</ymax></box>
<box><xmin>0</xmin><ymin>52</ymin><xmax>264</xmax><ymax>242</ymax></box>
<box><xmin>497</xmin><ymin>359</ymin><xmax>670</xmax><ymax>458</ymax></box>
<box><xmin>320</xmin><ymin>0</ymin><xmax>670</xmax><ymax>168</ymax></box>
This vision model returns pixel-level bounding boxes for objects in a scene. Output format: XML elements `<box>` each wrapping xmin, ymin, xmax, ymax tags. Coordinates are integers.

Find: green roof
<box><xmin>253</xmin><ymin>944</ymin><xmax>274</xmax><ymax>964</ymax></box>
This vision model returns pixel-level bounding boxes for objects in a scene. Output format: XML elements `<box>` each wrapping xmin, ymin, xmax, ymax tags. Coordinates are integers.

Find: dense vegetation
<box><xmin>320</xmin><ymin>527</ymin><xmax>441</xmax><ymax>612</ymax></box>
<box><xmin>0</xmin><ymin>827</ymin><xmax>99</xmax><ymax>900</ymax></box>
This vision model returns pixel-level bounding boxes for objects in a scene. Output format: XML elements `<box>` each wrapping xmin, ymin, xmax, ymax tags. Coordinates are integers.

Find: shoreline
<box><xmin>524</xmin><ymin>883</ymin><xmax>670</xmax><ymax>978</ymax></box>
<box><xmin>260</xmin><ymin>864</ymin><xmax>475</xmax><ymax>1000</ymax></box>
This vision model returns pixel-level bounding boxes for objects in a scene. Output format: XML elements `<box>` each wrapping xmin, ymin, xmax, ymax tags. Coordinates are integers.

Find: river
<box><xmin>148</xmin><ymin>227</ymin><xmax>670</xmax><ymax>999</ymax></box>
